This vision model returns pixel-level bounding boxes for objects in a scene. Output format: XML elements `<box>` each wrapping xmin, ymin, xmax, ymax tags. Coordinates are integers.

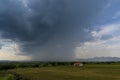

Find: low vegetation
<box><xmin>0</xmin><ymin>74</ymin><xmax>14</xmax><ymax>80</ymax></box>
<box><xmin>0</xmin><ymin>62</ymin><xmax>120</xmax><ymax>80</ymax></box>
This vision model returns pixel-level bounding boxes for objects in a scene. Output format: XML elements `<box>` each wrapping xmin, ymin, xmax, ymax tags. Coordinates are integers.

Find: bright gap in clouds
<box><xmin>75</xmin><ymin>23</ymin><xmax>120</xmax><ymax>59</ymax></box>
<box><xmin>0</xmin><ymin>38</ymin><xmax>31</xmax><ymax>61</ymax></box>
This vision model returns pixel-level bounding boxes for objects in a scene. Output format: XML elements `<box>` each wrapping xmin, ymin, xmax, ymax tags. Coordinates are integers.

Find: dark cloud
<box><xmin>0</xmin><ymin>0</ymin><xmax>109</xmax><ymax>61</ymax></box>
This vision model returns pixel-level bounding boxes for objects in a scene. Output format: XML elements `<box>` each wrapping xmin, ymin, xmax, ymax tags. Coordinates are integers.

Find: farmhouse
<box><xmin>74</xmin><ymin>62</ymin><xmax>83</xmax><ymax>67</ymax></box>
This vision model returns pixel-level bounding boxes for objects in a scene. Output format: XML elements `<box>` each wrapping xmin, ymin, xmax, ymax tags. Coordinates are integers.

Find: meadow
<box><xmin>0</xmin><ymin>62</ymin><xmax>120</xmax><ymax>80</ymax></box>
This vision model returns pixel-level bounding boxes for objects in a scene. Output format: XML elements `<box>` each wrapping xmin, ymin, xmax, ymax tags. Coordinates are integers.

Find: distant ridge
<box><xmin>77</xmin><ymin>57</ymin><xmax>120</xmax><ymax>62</ymax></box>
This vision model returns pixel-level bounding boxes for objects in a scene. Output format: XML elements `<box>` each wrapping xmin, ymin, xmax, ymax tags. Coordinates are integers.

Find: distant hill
<box><xmin>0</xmin><ymin>60</ymin><xmax>10</xmax><ymax>62</ymax></box>
<box><xmin>1</xmin><ymin>57</ymin><xmax>120</xmax><ymax>62</ymax></box>
<box><xmin>77</xmin><ymin>57</ymin><xmax>120</xmax><ymax>62</ymax></box>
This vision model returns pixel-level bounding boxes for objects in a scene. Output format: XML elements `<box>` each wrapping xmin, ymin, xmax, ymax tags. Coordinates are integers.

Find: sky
<box><xmin>0</xmin><ymin>0</ymin><xmax>120</xmax><ymax>61</ymax></box>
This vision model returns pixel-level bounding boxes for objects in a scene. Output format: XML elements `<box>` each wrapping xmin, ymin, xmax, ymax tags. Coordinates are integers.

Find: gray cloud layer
<box><xmin>0</xmin><ymin>0</ymin><xmax>108</xmax><ymax>61</ymax></box>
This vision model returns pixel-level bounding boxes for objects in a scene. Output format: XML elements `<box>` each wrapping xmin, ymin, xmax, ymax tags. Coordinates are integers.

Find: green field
<box><xmin>8</xmin><ymin>64</ymin><xmax>120</xmax><ymax>80</ymax></box>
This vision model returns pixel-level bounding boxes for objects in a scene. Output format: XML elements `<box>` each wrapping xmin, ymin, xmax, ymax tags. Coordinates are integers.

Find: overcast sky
<box><xmin>0</xmin><ymin>0</ymin><xmax>120</xmax><ymax>61</ymax></box>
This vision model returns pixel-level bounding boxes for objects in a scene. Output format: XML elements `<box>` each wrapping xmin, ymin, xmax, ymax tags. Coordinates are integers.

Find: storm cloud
<box><xmin>0</xmin><ymin>0</ymin><xmax>109</xmax><ymax>61</ymax></box>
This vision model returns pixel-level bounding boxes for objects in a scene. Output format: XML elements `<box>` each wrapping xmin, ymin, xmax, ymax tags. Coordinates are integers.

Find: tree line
<box><xmin>0</xmin><ymin>62</ymin><xmax>120</xmax><ymax>70</ymax></box>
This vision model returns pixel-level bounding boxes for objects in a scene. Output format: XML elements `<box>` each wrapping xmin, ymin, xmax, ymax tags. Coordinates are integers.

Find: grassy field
<box><xmin>9</xmin><ymin>64</ymin><xmax>120</xmax><ymax>80</ymax></box>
